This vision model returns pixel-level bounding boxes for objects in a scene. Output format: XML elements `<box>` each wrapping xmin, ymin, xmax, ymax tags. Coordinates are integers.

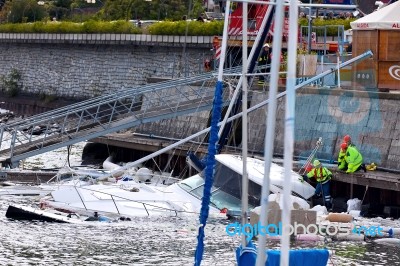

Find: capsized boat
<box><xmin>5</xmin><ymin>204</ymin><xmax>115</xmax><ymax>224</ymax></box>
<box><xmin>37</xmin><ymin>154</ymin><xmax>314</xmax><ymax>218</ymax></box>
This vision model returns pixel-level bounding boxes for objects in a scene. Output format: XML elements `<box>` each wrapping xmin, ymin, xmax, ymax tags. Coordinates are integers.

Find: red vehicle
<box><xmin>227</xmin><ymin>1</ymin><xmax>290</xmax><ymax>37</ymax></box>
<box><xmin>221</xmin><ymin>1</ymin><xmax>344</xmax><ymax>53</ymax></box>
<box><xmin>212</xmin><ymin>1</ymin><xmax>289</xmax><ymax>62</ymax></box>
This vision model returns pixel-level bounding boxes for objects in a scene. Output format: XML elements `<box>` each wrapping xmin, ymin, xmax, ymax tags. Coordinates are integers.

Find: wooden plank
<box><xmin>331</xmin><ymin>169</ymin><xmax>400</xmax><ymax>192</ymax></box>
<box><xmin>353</xmin><ymin>30</ymin><xmax>378</xmax><ymax>60</ymax></box>
<box><xmin>352</xmin><ymin>30</ymin><xmax>378</xmax><ymax>89</ymax></box>
<box><xmin>91</xmin><ymin>134</ymin><xmax>209</xmax><ymax>155</ymax></box>
<box><xmin>378</xmin><ymin>61</ymin><xmax>400</xmax><ymax>90</ymax></box>
<box><xmin>379</xmin><ymin>31</ymin><xmax>400</xmax><ymax>61</ymax></box>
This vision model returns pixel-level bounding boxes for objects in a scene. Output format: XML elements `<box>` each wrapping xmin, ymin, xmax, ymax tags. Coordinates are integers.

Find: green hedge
<box><xmin>0</xmin><ymin>20</ymin><xmax>142</xmax><ymax>34</ymax></box>
<box><xmin>0</xmin><ymin>19</ymin><xmax>354</xmax><ymax>36</ymax></box>
<box><xmin>148</xmin><ymin>21</ymin><xmax>224</xmax><ymax>36</ymax></box>
<box><xmin>299</xmin><ymin>17</ymin><xmax>356</xmax><ymax>35</ymax></box>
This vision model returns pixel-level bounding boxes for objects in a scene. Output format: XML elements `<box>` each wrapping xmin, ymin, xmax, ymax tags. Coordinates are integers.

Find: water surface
<box><xmin>0</xmin><ymin>196</ymin><xmax>399</xmax><ymax>265</ymax></box>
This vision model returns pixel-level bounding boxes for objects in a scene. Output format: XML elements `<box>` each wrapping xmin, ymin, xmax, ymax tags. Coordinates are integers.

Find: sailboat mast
<box><xmin>241</xmin><ymin>0</ymin><xmax>249</xmax><ymax>248</ymax></box>
<box><xmin>256</xmin><ymin>0</ymin><xmax>286</xmax><ymax>265</ymax></box>
<box><xmin>194</xmin><ymin>3</ymin><xmax>232</xmax><ymax>265</ymax></box>
<box><xmin>280</xmin><ymin>0</ymin><xmax>299</xmax><ymax>265</ymax></box>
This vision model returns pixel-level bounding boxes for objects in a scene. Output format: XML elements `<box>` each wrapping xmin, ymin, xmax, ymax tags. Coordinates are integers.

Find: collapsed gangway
<box><xmin>0</xmin><ymin>0</ymin><xmax>278</xmax><ymax>167</ymax></box>
<box><xmin>0</xmin><ymin>71</ymin><xmax>234</xmax><ymax>166</ymax></box>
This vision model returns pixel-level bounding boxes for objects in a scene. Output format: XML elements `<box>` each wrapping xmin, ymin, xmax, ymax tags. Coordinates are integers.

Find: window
<box><xmin>178</xmin><ymin>160</ymin><xmax>262</xmax><ymax>211</ymax></box>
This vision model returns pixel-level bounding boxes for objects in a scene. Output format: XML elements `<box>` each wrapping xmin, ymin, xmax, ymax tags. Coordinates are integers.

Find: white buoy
<box><xmin>136</xmin><ymin>168</ymin><xmax>153</xmax><ymax>182</ymax></box>
<box><xmin>349</xmin><ymin>210</ymin><xmax>361</xmax><ymax>218</ymax></box>
<box><xmin>382</xmin><ymin>227</ymin><xmax>400</xmax><ymax>236</ymax></box>
<box><xmin>374</xmin><ymin>238</ymin><xmax>400</xmax><ymax>246</ymax></box>
<box><xmin>335</xmin><ymin>234</ymin><xmax>365</xmax><ymax>241</ymax></box>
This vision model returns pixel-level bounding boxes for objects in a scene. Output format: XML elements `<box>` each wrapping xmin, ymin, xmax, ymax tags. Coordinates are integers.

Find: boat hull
<box><xmin>6</xmin><ymin>204</ymin><xmax>69</xmax><ymax>223</ymax></box>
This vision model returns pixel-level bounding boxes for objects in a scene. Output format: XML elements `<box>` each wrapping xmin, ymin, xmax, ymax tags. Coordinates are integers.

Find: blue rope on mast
<box><xmin>194</xmin><ymin>80</ymin><xmax>224</xmax><ymax>266</ymax></box>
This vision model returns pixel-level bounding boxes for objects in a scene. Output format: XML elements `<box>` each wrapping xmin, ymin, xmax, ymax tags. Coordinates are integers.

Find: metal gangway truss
<box><xmin>0</xmin><ymin>71</ymin><xmax>235</xmax><ymax>166</ymax></box>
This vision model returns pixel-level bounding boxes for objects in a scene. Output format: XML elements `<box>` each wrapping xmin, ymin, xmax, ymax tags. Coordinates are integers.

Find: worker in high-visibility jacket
<box><xmin>340</xmin><ymin>142</ymin><xmax>366</xmax><ymax>173</ymax></box>
<box><xmin>343</xmin><ymin>134</ymin><xmax>358</xmax><ymax>150</ymax></box>
<box><xmin>337</xmin><ymin>143</ymin><xmax>347</xmax><ymax>171</ymax></box>
<box><xmin>338</xmin><ymin>135</ymin><xmax>359</xmax><ymax>171</ymax></box>
<box><xmin>302</xmin><ymin>159</ymin><xmax>332</xmax><ymax>210</ymax></box>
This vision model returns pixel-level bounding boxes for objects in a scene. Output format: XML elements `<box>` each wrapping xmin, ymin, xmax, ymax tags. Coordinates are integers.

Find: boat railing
<box><xmin>70</xmin><ymin>185</ymin><xmax>185</xmax><ymax>216</ymax></box>
<box><xmin>149</xmin><ymin>173</ymin><xmax>180</xmax><ymax>186</ymax></box>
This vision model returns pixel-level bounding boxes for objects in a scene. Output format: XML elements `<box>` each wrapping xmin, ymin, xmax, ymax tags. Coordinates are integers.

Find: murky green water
<box><xmin>0</xmin><ymin>196</ymin><xmax>399</xmax><ymax>266</ymax></box>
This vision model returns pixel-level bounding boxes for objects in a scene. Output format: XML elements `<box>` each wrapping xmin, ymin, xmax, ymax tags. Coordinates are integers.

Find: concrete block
<box><xmin>390</xmin><ymin>130</ymin><xmax>400</xmax><ymax>140</ymax></box>
<box><xmin>250</xmin><ymin>209</ymin><xmax>317</xmax><ymax>235</ymax></box>
<box><xmin>389</xmin><ymin>146</ymin><xmax>400</xmax><ymax>155</ymax></box>
<box><xmin>369</xmin><ymin>137</ymin><xmax>390</xmax><ymax>149</ymax></box>
<box><xmin>379</xmin><ymin>100</ymin><xmax>400</xmax><ymax>112</ymax></box>
<box><xmin>386</xmin><ymin>159</ymin><xmax>400</xmax><ymax>170</ymax></box>
<box><xmin>388</xmin><ymin>154</ymin><xmax>400</xmax><ymax>162</ymax></box>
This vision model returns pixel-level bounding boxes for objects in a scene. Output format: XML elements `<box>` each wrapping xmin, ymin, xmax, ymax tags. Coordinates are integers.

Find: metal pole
<box><xmin>337</xmin><ymin>52</ymin><xmax>341</xmax><ymax>88</ymax></box>
<box><xmin>280</xmin><ymin>0</ymin><xmax>299</xmax><ymax>264</ymax></box>
<box><xmin>241</xmin><ymin>0</ymin><xmax>249</xmax><ymax>248</ymax></box>
<box><xmin>307</xmin><ymin>0</ymin><xmax>312</xmax><ymax>54</ymax></box>
<box><xmin>256</xmin><ymin>0</ymin><xmax>285</xmax><ymax>263</ymax></box>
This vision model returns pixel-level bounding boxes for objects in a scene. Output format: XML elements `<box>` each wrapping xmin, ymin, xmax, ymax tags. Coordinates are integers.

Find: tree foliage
<box><xmin>2</xmin><ymin>0</ymin><xmax>47</xmax><ymax>23</ymax></box>
<box><xmin>97</xmin><ymin>0</ymin><xmax>204</xmax><ymax>21</ymax></box>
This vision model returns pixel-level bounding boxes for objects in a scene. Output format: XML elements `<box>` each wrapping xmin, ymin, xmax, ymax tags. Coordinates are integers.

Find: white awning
<box><xmin>350</xmin><ymin>1</ymin><xmax>400</xmax><ymax>30</ymax></box>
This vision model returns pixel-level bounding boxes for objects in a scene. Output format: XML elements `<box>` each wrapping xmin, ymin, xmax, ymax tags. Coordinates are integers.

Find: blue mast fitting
<box><xmin>236</xmin><ymin>241</ymin><xmax>330</xmax><ymax>266</ymax></box>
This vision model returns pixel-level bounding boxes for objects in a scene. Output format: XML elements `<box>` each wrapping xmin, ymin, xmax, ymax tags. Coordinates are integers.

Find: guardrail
<box><xmin>0</xmin><ymin>33</ymin><xmax>214</xmax><ymax>47</ymax></box>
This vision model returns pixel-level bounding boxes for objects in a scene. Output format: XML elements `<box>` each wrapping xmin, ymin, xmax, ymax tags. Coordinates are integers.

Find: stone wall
<box><xmin>254</xmin><ymin>88</ymin><xmax>400</xmax><ymax>170</ymax></box>
<box><xmin>0</xmin><ymin>43</ymin><xmax>213</xmax><ymax>99</ymax></box>
<box><xmin>135</xmin><ymin>87</ymin><xmax>400</xmax><ymax>170</ymax></box>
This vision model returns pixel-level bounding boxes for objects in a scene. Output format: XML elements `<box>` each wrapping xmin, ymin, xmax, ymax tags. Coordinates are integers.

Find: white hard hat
<box><xmin>263</xmin><ymin>43</ymin><xmax>270</xmax><ymax>48</ymax></box>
